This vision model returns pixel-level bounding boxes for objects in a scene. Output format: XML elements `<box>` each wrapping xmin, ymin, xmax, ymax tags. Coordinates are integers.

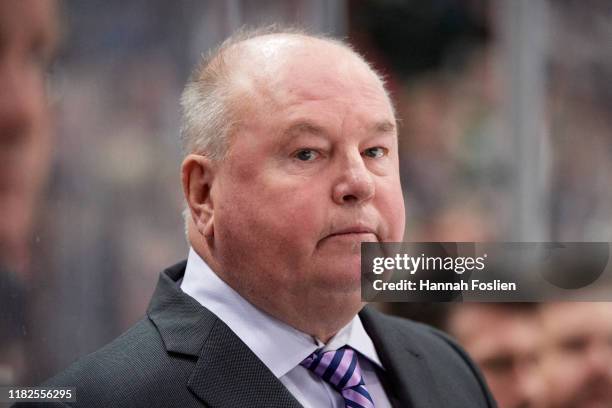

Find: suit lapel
<box><xmin>360</xmin><ymin>306</ymin><xmax>444</xmax><ymax>408</ymax></box>
<box><xmin>148</xmin><ymin>261</ymin><xmax>301</xmax><ymax>408</ymax></box>
<box><xmin>188</xmin><ymin>318</ymin><xmax>302</xmax><ymax>408</ymax></box>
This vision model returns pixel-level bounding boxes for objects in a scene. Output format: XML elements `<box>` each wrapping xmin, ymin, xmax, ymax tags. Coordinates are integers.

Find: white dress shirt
<box><xmin>180</xmin><ymin>248</ymin><xmax>392</xmax><ymax>408</ymax></box>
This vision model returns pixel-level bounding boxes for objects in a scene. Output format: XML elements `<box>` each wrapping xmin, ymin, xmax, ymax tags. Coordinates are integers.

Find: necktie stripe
<box><xmin>322</xmin><ymin>348</ymin><xmax>345</xmax><ymax>382</ymax></box>
<box><xmin>337</xmin><ymin>354</ymin><xmax>358</xmax><ymax>390</ymax></box>
<box><xmin>344</xmin><ymin>388</ymin><xmax>375</xmax><ymax>408</ymax></box>
<box><xmin>344</xmin><ymin>363</ymin><xmax>363</xmax><ymax>389</ymax></box>
<box><xmin>300</xmin><ymin>346</ymin><xmax>375</xmax><ymax>408</ymax></box>
<box><xmin>353</xmin><ymin>384</ymin><xmax>374</xmax><ymax>400</ymax></box>
<box><xmin>302</xmin><ymin>355</ymin><xmax>315</xmax><ymax>368</ymax></box>
<box><xmin>308</xmin><ymin>350</ymin><xmax>324</xmax><ymax>371</ymax></box>
<box><xmin>314</xmin><ymin>351</ymin><xmax>335</xmax><ymax>376</ymax></box>
<box><xmin>330</xmin><ymin>350</ymin><xmax>354</xmax><ymax>384</ymax></box>
<box><xmin>345</xmin><ymin>400</ymin><xmax>368</xmax><ymax>408</ymax></box>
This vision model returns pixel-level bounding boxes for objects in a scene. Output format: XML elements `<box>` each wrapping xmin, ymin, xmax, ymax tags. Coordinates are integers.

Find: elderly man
<box><xmin>31</xmin><ymin>29</ymin><xmax>495</xmax><ymax>408</ymax></box>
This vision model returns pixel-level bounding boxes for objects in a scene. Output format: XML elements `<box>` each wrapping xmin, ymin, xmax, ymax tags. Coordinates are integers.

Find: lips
<box><xmin>320</xmin><ymin>225</ymin><xmax>379</xmax><ymax>244</ymax></box>
<box><xmin>329</xmin><ymin>227</ymin><xmax>375</xmax><ymax>237</ymax></box>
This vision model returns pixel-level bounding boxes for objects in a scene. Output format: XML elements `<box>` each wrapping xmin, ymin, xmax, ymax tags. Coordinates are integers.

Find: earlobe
<box><xmin>202</xmin><ymin>214</ymin><xmax>214</xmax><ymax>238</ymax></box>
<box><xmin>181</xmin><ymin>154</ymin><xmax>215</xmax><ymax>238</ymax></box>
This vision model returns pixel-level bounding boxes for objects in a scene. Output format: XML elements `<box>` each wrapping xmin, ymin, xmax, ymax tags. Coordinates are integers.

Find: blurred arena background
<box><xmin>1</xmin><ymin>1</ymin><xmax>611</xmax><ymax>405</ymax></box>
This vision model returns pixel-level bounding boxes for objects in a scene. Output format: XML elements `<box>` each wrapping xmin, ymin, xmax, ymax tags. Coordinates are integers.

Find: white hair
<box><xmin>181</xmin><ymin>26</ymin><xmax>303</xmax><ymax>160</ymax></box>
<box><xmin>180</xmin><ymin>25</ymin><xmax>392</xmax><ymax>160</ymax></box>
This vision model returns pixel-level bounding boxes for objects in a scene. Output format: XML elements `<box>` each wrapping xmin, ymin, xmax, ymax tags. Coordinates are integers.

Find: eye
<box><xmin>294</xmin><ymin>149</ymin><xmax>319</xmax><ymax>161</ymax></box>
<box><xmin>363</xmin><ymin>147</ymin><xmax>387</xmax><ymax>158</ymax></box>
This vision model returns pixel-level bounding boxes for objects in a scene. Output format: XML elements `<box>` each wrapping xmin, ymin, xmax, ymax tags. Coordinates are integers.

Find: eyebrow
<box><xmin>282</xmin><ymin>121</ymin><xmax>326</xmax><ymax>137</ymax></box>
<box><xmin>373</xmin><ymin>120</ymin><xmax>396</xmax><ymax>134</ymax></box>
<box><xmin>282</xmin><ymin>119</ymin><xmax>396</xmax><ymax>138</ymax></box>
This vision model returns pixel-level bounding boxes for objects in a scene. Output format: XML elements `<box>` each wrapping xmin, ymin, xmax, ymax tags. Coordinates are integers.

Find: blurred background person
<box><xmin>539</xmin><ymin>302</ymin><xmax>612</xmax><ymax>408</ymax></box>
<box><xmin>0</xmin><ymin>0</ymin><xmax>59</xmax><ymax>386</ymax></box>
<box><xmin>446</xmin><ymin>303</ymin><xmax>547</xmax><ymax>408</ymax></box>
<box><xmin>0</xmin><ymin>0</ymin><xmax>58</xmax><ymax>275</ymax></box>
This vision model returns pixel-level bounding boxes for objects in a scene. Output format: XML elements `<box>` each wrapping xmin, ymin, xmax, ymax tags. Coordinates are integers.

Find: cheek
<box><xmin>216</xmin><ymin>167</ymin><xmax>327</xmax><ymax>254</ymax></box>
<box><xmin>375</xmin><ymin>178</ymin><xmax>405</xmax><ymax>241</ymax></box>
<box><xmin>213</xmin><ymin>170</ymin><xmax>330</xmax><ymax>292</ymax></box>
<box><xmin>545</xmin><ymin>354</ymin><xmax>578</xmax><ymax>389</ymax></box>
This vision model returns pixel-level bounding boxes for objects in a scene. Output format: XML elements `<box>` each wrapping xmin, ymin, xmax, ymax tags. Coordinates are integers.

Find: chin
<box><xmin>315</xmin><ymin>266</ymin><xmax>362</xmax><ymax>294</ymax></box>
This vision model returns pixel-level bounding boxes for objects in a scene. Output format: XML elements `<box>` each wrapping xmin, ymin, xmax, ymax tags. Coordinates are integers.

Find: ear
<box><xmin>181</xmin><ymin>154</ymin><xmax>216</xmax><ymax>238</ymax></box>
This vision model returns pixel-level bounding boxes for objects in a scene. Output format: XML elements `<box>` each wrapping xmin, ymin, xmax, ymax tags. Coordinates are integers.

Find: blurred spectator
<box><xmin>539</xmin><ymin>302</ymin><xmax>612</xmax><ymax>408</ymax></box>
<box><xmin>0</xmin><ymin>0</ymin><xmax>59</xmax><ymax>386</ymax></box>
<box><xmin>446</xmin><ymin>303</ymin><xmax>547</xmax><ymax>408</ymax></box>
<box><xmin>0</xmin><ymin>0</ymin><xmax>58</xmax><ymax>275</ymax></box>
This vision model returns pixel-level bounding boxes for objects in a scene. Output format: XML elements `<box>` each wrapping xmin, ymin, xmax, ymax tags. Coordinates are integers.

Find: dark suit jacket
<box><xmin>15</xmin><ymin>261</ymin><xmax>496</xmax><ymax>407</ymax></box>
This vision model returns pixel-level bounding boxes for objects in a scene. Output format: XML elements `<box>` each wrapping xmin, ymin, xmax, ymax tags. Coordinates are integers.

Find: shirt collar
<box><xmin>180</xmin><ymin>248</ymin><xmax>384</xmax><ymax>378</ymax></box>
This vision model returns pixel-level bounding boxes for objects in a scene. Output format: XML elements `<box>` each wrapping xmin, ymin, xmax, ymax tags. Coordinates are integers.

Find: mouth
<box><xmin>319</xmin><ymin>226</ymin><xmax>379</xmax><ymax>245</ymax></box>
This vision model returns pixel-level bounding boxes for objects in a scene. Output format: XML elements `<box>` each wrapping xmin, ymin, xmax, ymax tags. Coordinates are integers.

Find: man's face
<box><xmin>0</xmin><ymin>0</ymin><xmax>57</xmax><ymax>262</ymax></box>
<box><xmin>211</xmin><ymin>42</ymin><xmax>405</xmax><ymax>313</ymax></box>
<box><xmin>540</xmin><ymin>303</ymin><xmax>612</xmax><ymax>408</ymax></box>
<box><xmin>449</xmin><ymin>306</ymin><xmax>546</xmax><ymax>408</ymax></box>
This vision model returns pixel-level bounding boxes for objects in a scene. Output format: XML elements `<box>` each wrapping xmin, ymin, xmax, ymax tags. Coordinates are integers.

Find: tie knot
<box><xmin>300</xmin><ymin>346</ymin><xmax>364</xmax><ymax>391</ymax></box>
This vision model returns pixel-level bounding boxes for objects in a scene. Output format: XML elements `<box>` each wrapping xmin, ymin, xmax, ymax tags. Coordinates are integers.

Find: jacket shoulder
<box><xmin>42</xmin><ymin>318</ymin><xmax>195</xmax><ymax>408</ymax></box>
<box><xmin>368</xmin><ymin>310</ymin><xmax>496</xmax><ymax>407</ymax></box>
<box><xmin>380</xmin><ymin>311</ymin><xmax>479</xmax><ymax>363</ymax></box>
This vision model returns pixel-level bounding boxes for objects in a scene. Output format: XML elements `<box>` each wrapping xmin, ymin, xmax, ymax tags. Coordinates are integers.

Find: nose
<box><xmin>331</xmin><ymin>150</ymin><xmax>375</xmax><ymax>205</ymax></box>
<box><xmin>511</xmin><ymin>371</ymin><xmax>542</xmax><ymax>408</ymax></box>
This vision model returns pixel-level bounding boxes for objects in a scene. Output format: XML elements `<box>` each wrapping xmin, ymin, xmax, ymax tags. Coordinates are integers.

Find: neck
<box><xmin>271</xmin><ymin>291</ymin><xmax>364</xmax><ymax>343</ymax></box>
<box><xmin>188</xmin><ymin>233</ymin><xmax>364</xmax><ymax>343</ymax></box>
<box><xmin>235</xmin><ymin>279</ymin><xmax>363</xmax><ymax>344</ymax></box>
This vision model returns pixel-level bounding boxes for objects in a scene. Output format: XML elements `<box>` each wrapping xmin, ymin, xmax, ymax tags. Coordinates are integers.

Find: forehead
<box><xmin>454</xmin><ymin>307</ymin><xmax>538</xmax><ymax>343</ymax></box>
<box><xmin>284</xmin><ymin>51</ymin><xmax>388</xmax><ymax>108</ymax></box>
<box><xmin>541</xmin><ymin>303</ymin><xmax>612</xmax><ymax>337</ymax></box>
<box><xmin>459</xmin><ymin>309</ymin><xmax>540</xmax><ymax>362</ymax></box>
<box><xmin>232</xmin><ymin>36</ymin><xmax>395</xmax><ymax>124</ymax></box>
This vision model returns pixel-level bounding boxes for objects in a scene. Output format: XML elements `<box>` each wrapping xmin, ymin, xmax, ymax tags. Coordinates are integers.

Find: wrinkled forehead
<box><xmin>227</xmin><ymin>35</ymin><xmax>394</xmax><ymax>117</ymax></box>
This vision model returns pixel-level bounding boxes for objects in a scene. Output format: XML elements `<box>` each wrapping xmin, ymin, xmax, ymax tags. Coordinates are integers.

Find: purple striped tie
<box><xmin>301</xmin><ymin>346</ymin><xmax>375</xmax><ymax>408</ymax></box>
